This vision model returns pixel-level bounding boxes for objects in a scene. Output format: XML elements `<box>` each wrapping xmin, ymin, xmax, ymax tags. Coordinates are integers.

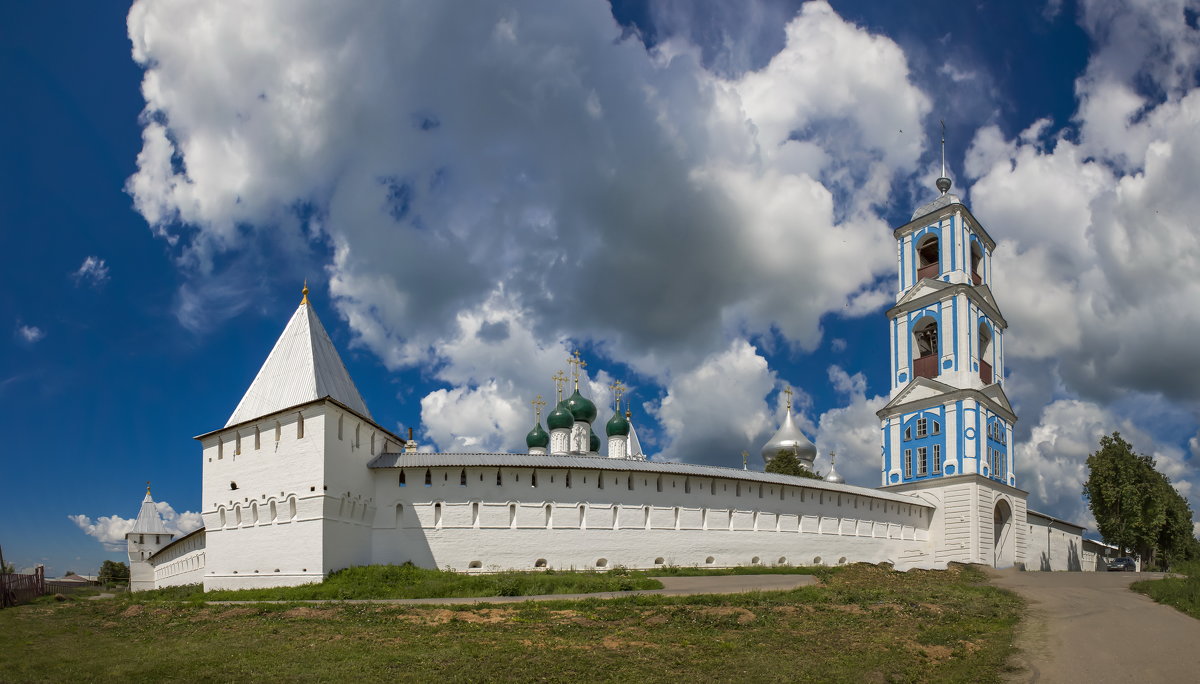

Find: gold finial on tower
<box><xmin>567</xmin><ymin>350</ymin><xmax>586</xmax><ymax>390</ymax></box>
<box><xmin>552</xmin><ymin>371</ymin><xmax>568</xmax><ymax>401</ymax></box>
<box><xmin>146</xmin><ymin>480</ymin><xmax>151</xmax><ymax>495</ymax></box>
<box><xmin>531</xmin><ymin>395</ymin><xmax>546</xmax><ymax>422</ymax></box>
<box><xmin>301</xmin><ymin>279</ymin><xmax>310</xmax><ymax>305</ymax></box>
<box><xmin>609</xmin><ymin>380</ymin><xmax>626</xmax><ymax>412</ymax></box>
<box><xmin>783</xmin><ymin>386</ymin><xmax>794</xmax><ymax>412</ymax></box>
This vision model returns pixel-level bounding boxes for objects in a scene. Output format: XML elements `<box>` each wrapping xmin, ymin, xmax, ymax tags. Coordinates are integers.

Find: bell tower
<box><xmin>877</xmin><ymin>125</ymin><xmax>1016</xmax><ymax>488</ymax></box>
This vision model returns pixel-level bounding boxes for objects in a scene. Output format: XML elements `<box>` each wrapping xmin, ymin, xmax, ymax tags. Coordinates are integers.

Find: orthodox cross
<box><xmin>783</xmin><ymin>386</ymin><xmax>794</xmax><ymax>412</ymax></box>
<box><xmin>741</xmin><ymin>451</ymin><xmax>749</xmax><ymax>470</ymax></box>
<box><xmin>531</xmin><ymin>395</ymin><xmax>546</xmax><ymax>423</ymax></box>
<box><xmin>609</xmin><ymin>380</ymin><xmax>626</xmax><ymax>412</ymax></box>
<box><xmin>829</xmin><ymin>451</ymin><xmax>837</xmax><ymax>468</ymax></box>
<box><xmin>552</xmin><ymin>371</ymin><xmax>568</xmax><ymax>401</ymax></box>
<box><xmin>567</xmin><ymin>350</ymin><xmax>586</xmax><ymax>389</ymax></box>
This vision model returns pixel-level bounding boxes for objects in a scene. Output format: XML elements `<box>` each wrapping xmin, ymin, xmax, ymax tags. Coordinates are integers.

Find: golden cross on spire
<box><xmin>531</xmin><ymin>395</ymin><xmax>546</xmax><ymax>422</ymax></box>
<box><xmin>301</xmin><ymin>279</ymin><xmax>310</xmax><ymax>305</ymax></box>
<box><xmin>551</xmin><ymin>371</ymin><xmax>568</xmax><ymax>401</ymax></box>
<box><xmin>783</xmin><ymin>386</ymin><xmax>794</xmax><ymax>412</ymax></box>
<box><xmin>567</xmin><ymin>350</ymin><xmax>586</xmax><ymax>390</ymax></box>
<box><xmin>609</xmin><ymin>380</ymin><xmax>625</xmax><ymax>412</ymax></box>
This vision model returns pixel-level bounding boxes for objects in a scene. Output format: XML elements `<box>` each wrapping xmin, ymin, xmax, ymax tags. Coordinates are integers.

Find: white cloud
<box><xmin>71</xmin><ymin>256</ymin><xmax>110</xmax><ymax>287</ymax></box>
<box><xmin>69</xmin><ymin>501</ymin><xmax>204</xmax><ymax>552</ymax></box>
<box><xmin>16</xmin><ymin>324</ymin><xmax>44</xmax><ymax>344</ymax></box>
<box><xmin>125</xmin><ymin>0</ymin><xmax>931</xmax><ymax>464</ymax></box>
<box><xmin>815</xmin><ymin>365</ymin><xmax>885</xmax><ymax>487</ymax></box>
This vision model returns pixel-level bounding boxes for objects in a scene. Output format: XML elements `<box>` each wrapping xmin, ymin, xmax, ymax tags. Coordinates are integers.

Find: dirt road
<box><xmin>990</xmin><ymin>569</ymin><xmax>1200</xmax><ymax>682</ymax></box>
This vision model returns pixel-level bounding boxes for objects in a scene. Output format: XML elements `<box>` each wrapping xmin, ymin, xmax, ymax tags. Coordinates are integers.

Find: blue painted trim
<box><xmin>949</xmin><ymin>216</ymin><xmax>957</xmax><ymax>272</ymax></box>
<box><xmin>955</xmin><ymin>400</ymin><xmax>964</xmax><ymax>465</ymax></box>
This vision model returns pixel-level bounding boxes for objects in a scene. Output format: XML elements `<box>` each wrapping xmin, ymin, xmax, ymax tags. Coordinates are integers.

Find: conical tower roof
<box><xmin>626</xmin><ymin>410</ymin><xmax>645</xmax><ymax>460</ymax></box>
<box><xmin>130</xmin><ymin>488</ymin><xmax>168</xmax><ymax>536</ymax></box>
<box><xmin>226</xmin><ymin>289</ymin><xmax>371</xmax><ymax>426</ymax></box>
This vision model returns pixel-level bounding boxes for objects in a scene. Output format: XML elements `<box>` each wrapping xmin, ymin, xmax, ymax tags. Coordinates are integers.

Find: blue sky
<box><xmin>3</xmin><ymin>0</ymin><xmax>1198</xmax><ymax>576</ymax></box>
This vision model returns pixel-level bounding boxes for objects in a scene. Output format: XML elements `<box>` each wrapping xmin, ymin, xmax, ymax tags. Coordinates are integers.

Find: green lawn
<box><xmin>0</xmin><ymin>564</ymin><xmax>1022</xmax><ymax>683</ymax></box>
<box><xmin>1131</xmin><ymin>561</ymin><xmax>1200</xmax><ymax>620</ymax></box>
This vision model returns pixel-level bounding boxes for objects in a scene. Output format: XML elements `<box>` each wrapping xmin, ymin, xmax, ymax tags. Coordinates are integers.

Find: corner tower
<box><xmin>877</xmin><ymin>156</ymin><xmax>1015</xmax><ymax>488</ymax></box>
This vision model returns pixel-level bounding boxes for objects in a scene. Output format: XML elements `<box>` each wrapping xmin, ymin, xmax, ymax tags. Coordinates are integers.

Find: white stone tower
<box><xmin>126</xmin><ymin>484</ymin><xmax>172</xmax><ymax>591</ymax></box>
<box><xmin>878</xmin><ymin>130</ymin><xmax>1028</xmax><ymax>568</ymax></box>
<box><xmin>196</xmin><ymin>284</ymin><xmax>403</xmax><ymax>589</ymax></box>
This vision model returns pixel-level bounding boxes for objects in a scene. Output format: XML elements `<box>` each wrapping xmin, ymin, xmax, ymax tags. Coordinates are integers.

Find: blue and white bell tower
<box><xmin>877</xmin><ymin>143</ymin><xmax>1016</xmax><ymax>489</ymax></box>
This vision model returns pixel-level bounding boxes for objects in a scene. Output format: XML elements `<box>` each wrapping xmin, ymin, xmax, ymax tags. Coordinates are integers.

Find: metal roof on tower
<box><xmin>225</xmin><ymin>285</ymin><xmax>372</xmax><ymax>427</ymax></box>
<box><xmin>130</xmin><ymin>488</ymin><xmax>169</xmax><ymax>536</ymax></box>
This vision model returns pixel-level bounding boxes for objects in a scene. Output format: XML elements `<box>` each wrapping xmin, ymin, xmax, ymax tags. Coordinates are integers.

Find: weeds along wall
<box><xmin>369</xmin><ymin>459</ymin><xmax>937</xmax><ymax>572</ymax></box>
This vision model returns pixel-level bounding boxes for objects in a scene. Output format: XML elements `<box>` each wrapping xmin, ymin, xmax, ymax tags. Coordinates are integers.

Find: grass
<box><xmin>1131</xmin><ymin>560</ymin><xmax>1200</xmax><ymax>620</ymax></box>
<box><xmin>128</xmin><ymin>563</ymin><xmax>835</xmax><ymax>602</ymax></box>
<box><xmin>0</xmin><ymin>563</ymin><xmax>1023</xmax><ymax>683</ymax></box>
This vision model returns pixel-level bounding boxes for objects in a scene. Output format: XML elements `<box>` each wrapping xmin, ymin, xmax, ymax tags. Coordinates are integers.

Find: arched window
<box><xmin>459</xmin><ymin>469</ymin><xmax>467</xmax><ymax>486</ymax></box>
<box><xmin>917</xmin><ymin>234</ymin><xmax>940</xmax><ymax>280</ymax></box>
<box><xmin>288</xmin><ymin>496</ymin><xmax>297</xmax><ymax>520</ymax></box>
<box><xmin>398</xmin><ymin>470</ymin><xmax>406</xmax><ymax>487</ymax></box>
<box><xmin>434</xmin><ymin>502</ymin><xmax>442</xmax><ymax>527</ymax></box>
<box><xmin>544</xmin><ymin>504</ymin><xmax>552</xmax><ymax>528</ymax></box>
<box><xmin>684</xmin><ymin>477</ymin><xmax>691</xmax><ymax>494</ymax></box>
<box><xmin>269</xmin><ymin>500</ymin><xmax>277</xmax><ymax>522</ymax></box>
<box><xmin>395</xmin><ymin>503</ymin><xmax>404</xmax><ymax>527</ymax></box>
<box><xmin>978</xmin><ymin>322</ymin><xmax>993</xmax><ymax>384</ymax></box>
<box><xmin>531</xmin><ymin>470</ymin><xmax>538</xmax><ymax>487</ymax></box>
<box><xmin>912</xmin><ymin>316</ymin><xmax>939</xmax><ymax>379</ymax></box>
<box><xmin>627</xmin><ymin>474</ymin><xmax>634</xmax><ymax>491</ymax></box>
<box><xmin>565</xmin><ymin>471</ymin><xmax>572</xmax><ymax>488</ymax></box>
<box><xmin>496</xmin><ymin>469</ymin><xmax>502</xmax><ymax>486</ymax></box>
<box><xmin>970</xmin><ymin>240</ymin><xmax>984</xmax><ymax>285</ymax></box>
<box><xmin>656</xmin><ymin>475</ymin><xmax>663</xmax><ymax>492</ymax></box>
<box><xmin>424</xmin><ymin>469</ymin><xmax>432</xmax><ymax>487</ymax></box>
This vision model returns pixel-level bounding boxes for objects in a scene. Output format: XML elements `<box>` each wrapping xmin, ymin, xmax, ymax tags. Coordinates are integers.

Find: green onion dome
<box><xmin>565</xmin><ymin>389</ymin><xmax>597</xmax><ymax>423</ymax></box>
<box><xmin>547</xmin><ymin>401</ymin><xmax>574</xmax><ymax>430</ymax></box>
<box><xmin>526</xmin><ymin>422</ymin><xmax>550</xmax><ymax>449</ymax></box>
<box><xmin>606</xmin><ymin>411</ymin><xmax>630</xmax><ymax>437</ymax></box>
<box><xmin>589</xmin><ymin>428</ymin><xmax>601</xmax><ymax>452</ymax></box>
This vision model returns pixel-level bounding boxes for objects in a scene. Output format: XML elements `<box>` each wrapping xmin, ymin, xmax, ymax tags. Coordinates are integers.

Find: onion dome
<box><xmin>526</xmin><ymin>422</ymin><xmax>550</xmax><ymax>449</ymax></box>
<box><xmin>547</xmin><ymin>401</ymin><xmax>574</xmax><ymax>430</ymax></box>
<box><xmin>589</xmin><ymin>428</ymin><xmax>601</xmax><ymax>452</ymax></box>
<box><xmin>824</xmin><ymin>453</ymin><xmax>845</xmax><ymax>484</ymax></box>
<box><xmin>565</xmin><ymin>389</ymin><xmax>597</xmax><ymax>423</ymax></box>
<box><xmin>761</xmin><ymin>408</ymin><xmax>817</xmax><ymax>468</ymax></box>
<box><xmin>606</xmin><ymin>410</ymin><xmax>630</xmax><ymax>437</ymax></box>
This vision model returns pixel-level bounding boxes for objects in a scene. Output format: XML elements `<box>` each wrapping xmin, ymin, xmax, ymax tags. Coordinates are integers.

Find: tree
<box><xmin>98</xmin><ymin>560</ymin><xmax>130</xmax><ymax>585</ymax></box>
<box><xmin>767</xmin><ymin>449</ymin><xmax>822</xmax><ymax>480</ymax></box>
<box><xmin>1</xmin><ymin>560</ymin><xmax>13</xmax><ymax>574</ymax></box>
<box><xmin>1083</xmin><ymin>432</ymin><xmax>1199</xmax><ymax>569</ymax></box>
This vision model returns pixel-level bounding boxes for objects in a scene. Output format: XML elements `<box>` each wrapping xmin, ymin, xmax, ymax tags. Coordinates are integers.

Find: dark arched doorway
<box><xmin>994</xmin><ymin>499</ymin><xmax>1014</xmax><ymax>568</ymax></box>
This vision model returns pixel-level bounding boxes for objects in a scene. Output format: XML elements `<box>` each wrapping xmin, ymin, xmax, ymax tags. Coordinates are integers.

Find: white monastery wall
<box><xmin>1026</xmin><ymin>512</ymin><xmax>1086</xmax><ymax>571</ymax></box>
<box><xmin>370</xmin><ymin>463</ymin><xmax>936</xmax><ymax>572</ymax></box>
<box><xmin>149</xmin><ymin>529</ymin><xmax>206</xmax><ymax>588</ymax></box>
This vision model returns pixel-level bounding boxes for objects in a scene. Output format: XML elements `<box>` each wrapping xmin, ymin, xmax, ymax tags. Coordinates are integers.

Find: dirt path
<box><xmin>990</xmin><ymin>569</ymin><xmax>1200</xmax><ymax>682</ymax></box>
<box><xmin>209</xmin><ymin>573</ymin><xmax>818</xmax><ymax>605</ymax></box>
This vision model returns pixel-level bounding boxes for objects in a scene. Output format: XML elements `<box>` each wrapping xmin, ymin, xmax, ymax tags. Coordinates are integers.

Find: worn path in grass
<box><xmin>210</xmin><ymin>573</ymin><xmax>819</xmax><ymax>605</ymax></box>
<box><xmin>991</xmin><ymin>569</ymin><xmax>1200</xmax><ymax>683</ymax></box>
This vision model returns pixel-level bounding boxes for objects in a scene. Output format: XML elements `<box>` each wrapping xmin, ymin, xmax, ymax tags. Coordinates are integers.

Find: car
<box><xmin>1107</xmin><ymin>557</ymin><xmax>1136</xmax><ymax>572</ymax></box>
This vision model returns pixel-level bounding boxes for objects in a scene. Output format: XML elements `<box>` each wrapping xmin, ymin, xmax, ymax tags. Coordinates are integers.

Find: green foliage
<box><xmin>0</xmin><ymin>560</ymin><xmax>13</xmax><ymax>574</ymax></box>
<box><xmin>98</xmin><ymin>560</ymin><xmax>130</xmax><ymax>584</ymax></box>
<box><xmin>767</xmin><ymin>449</ymin><xmax>822</xmax><ymax>479</ymax></box>
<box><xmin>1132</xmin><ymin>561</ymin><xmax>1200</xmax><ymax>619</ymax></box>
<box><xmin>1083</xmin><ymin>432</ymin><xmax>1200</xmax><ymax>569</ymax></box>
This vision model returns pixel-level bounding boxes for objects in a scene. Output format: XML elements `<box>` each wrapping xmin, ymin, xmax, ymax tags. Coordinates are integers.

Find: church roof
<box><xmin>225</xmin><ymin>296</ymin><xmax>371</xmax><ymax>427</ymax></box>
<box><xmin>130</xmin><ymin>491</ymin><xmax>169</xmax><ymax>535</ymax></box>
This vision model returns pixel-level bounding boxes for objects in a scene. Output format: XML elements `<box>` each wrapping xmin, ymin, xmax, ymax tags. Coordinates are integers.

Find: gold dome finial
<box><xmin>146</xmin><ymin>480</ymin><xmax>151</xmax><ymax>495</ymax></box>
<box><xmin>301</xmin><ymin>280</ymin><xmax>310</xmax><ymax>305</ymax></box>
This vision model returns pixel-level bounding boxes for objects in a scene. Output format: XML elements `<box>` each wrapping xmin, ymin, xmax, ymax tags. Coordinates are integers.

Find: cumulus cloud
<box><xmin>15</xmin><ymin>324</ymin><xmax>44</xmax><ymax>344</ymax></box>
<box><xmin>125</xmin><ymin>0</ymin><xmax>930</xmax><ymax>464</ymax></box>
<box><xmin>69</xmin><ymin>501</ymin><xmax>203</xmax><ymax>552</ymax></box>
<box><xmin>71</xmin><ymin>256</ymin><xmax>110</xmax><ymax>287</ymax></box>
<box><xmin>815</xmin><ymin>365</ymin><xmax>886</xmax><ymax>487</ymax></box>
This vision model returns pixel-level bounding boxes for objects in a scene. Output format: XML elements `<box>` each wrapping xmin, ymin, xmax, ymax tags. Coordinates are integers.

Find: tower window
<box><xmin>904</xmin><ymin>427</ymin><xmax>912</xmax><ymax>441</ymax></box>
<box><xmin>979</xmin><ymin>322</ymin><xmax>994</xmax><ymax>384</ymax></box>
<box><xmin>917</xmin><ymin>234</ymin><xmax>940</xmax><ymax>280</ymax></box>
<box><xmin>917</xmin><ymin>447</ymin><xmax>928</xmax><ymax>476</ymax></box>
<box><xmin>904</xmin><ymin>450</ymin><xmax>912</xmax><ymax>478</ymax></box>
<box><xmin>970</xmin><ymin>241</ymin><xmax>984</xmax><ymax>285</ymax></box>
<box><xmin>933</xmin><ymin>445</ymin><xmax>942</xmax><ymax>474</ymax></box>
<box><xmin>932</xmin><ymin>420</ymin><xmax>941</xmax><ymax>436</ymax></box>
<box><xmin>912</xmin><ymin>317</ymin><xmax>939</xmax><ymax>379</ymax></box>
<box><xmin>916</xmin><ymin>418</ymin><xmax>927</xmax><ymax>438</ymax></box>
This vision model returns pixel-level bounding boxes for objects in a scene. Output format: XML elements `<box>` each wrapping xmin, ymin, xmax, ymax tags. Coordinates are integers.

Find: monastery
<box><xmin>125</xmin><ymin>170</ymin><xmax>1111</xmax><ymax>592</ymax></box>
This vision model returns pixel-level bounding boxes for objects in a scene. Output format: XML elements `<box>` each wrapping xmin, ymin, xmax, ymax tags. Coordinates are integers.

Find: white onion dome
<box><xmin>761</xmin><ymin>408</ymin><xmax>817</xmax><ymax>468</ymax></box>
<box><xmin>547</xmin><ymin>401</ymin><xmax>574</xmax><ymax>430</ymax></box>
<box><xmin>824</xmin><ymin>458</ymin><xmax>845</xmax><ymax>484</ymax></box>
<box><xmin>526</xmin><ymin>422</ymin><xmax>550</xmax><ymax>449</ymax></box>
<box><xmin>606</xmin><ymin>410</ymin><xmax>630</xmax><ymax>437</ymax></box>
<box><xmin>565</xmin><ymin>389</ymin><xmax>597</xmax><ymax>423</ymax></box>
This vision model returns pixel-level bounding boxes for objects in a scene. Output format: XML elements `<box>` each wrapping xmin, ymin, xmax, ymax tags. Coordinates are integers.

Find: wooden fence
<box><xmin>1</xmin><ymin>566</ymin><xmax>46</xmax><ymax>608</ymax></box>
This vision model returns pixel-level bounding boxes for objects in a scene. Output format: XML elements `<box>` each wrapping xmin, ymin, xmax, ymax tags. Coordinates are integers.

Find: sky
<box><xmin>2</xmin><ymin>0</ymin><xmax>1199</xmax><ymax>576</ymax></box>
